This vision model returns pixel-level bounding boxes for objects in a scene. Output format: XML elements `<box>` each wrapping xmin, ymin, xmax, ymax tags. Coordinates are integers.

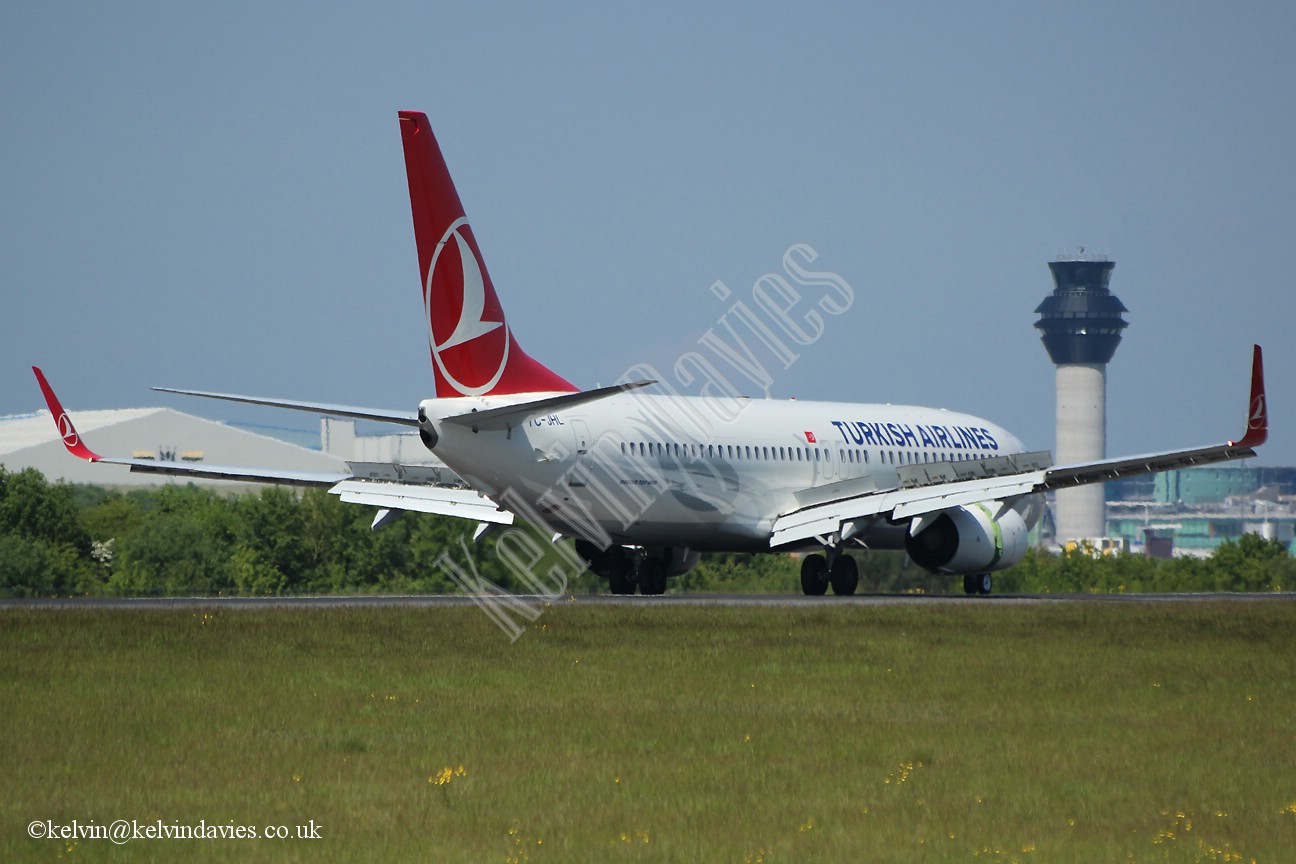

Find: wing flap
<box><xmin>770</xmin><ymin>471</ymin><xmax>1047</xmax><ymax>547</ymax></box>
<box><xmin>891</xmin><ymin>473</ymin><xmax>1048</xmax><ymax>520</ymax></box>
<box><xmin>329</xmin><ymin>480</ymin><xmax>515</xmax><ymax>524</ymax></box>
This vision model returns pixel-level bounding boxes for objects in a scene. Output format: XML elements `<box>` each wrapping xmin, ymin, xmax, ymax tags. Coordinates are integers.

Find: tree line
<box><xmin>1</xmin><ymin>465</ymin><xmax>1291</xmax><ymax>597</ymax></box>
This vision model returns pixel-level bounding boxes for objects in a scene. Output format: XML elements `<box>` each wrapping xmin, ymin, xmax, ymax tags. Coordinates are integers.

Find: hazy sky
<box><xmin>4</xmin><ymin>2</ymin><xmax>1292</xmax><ymax>465</ymax></box>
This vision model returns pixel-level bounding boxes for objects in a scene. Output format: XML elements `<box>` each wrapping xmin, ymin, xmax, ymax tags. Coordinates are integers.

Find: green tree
<box><xmin>111</xmin><ymin>485</ymin><xmax>234</xmax><ymax>595</ymax></box>
<box><xmin>0</xmin><ymin>466</ymin><xmax>94</xmax><ymax>594</ymax></box>
<box><xmin>0</xmin><ymin>467</ymin><xmax>88</xmax><ymax>550</ymax></box>
<box><xmin>232</xmin><ymin>488</ymin><xmax>306</xmax><ymax>588</ymax></box>
<box><xmin>229</xmin><ymin>544</ymin><xmax>287</xmax><ymax>595</ymax></box>
<box><xmin>1210</xmin><ymin>534</ymin><xmax>1291</xmax><ymax>592</ymax></box>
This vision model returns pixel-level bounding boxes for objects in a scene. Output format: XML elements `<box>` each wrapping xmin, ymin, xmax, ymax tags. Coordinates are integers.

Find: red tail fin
<box><xmin>398</xmin><ymin>111</ymin><xmax>575</xmax><ymax>397</ymax></box>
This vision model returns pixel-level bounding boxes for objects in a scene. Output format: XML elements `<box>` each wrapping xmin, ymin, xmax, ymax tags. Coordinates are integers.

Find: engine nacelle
<box><xmin>656</xmin><ymin>546</ymin><xmax>701</xmax><ymax>578</ymax></box>
<box><xmin>417</xmin><ymin>406</ymin><xmax>439</xmax><ymax>452</ymax></box>
<box><xmin>905</xmin><ymin>504</ymin><xmax>1028</xmax><ymax>574</ymax></box>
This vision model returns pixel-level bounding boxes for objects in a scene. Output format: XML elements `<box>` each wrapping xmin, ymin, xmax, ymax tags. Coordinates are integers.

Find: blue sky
<box><xmin>3</xmin><ymin>2</ymin><xmax>1292</xmax><ymax>465</ymax></box>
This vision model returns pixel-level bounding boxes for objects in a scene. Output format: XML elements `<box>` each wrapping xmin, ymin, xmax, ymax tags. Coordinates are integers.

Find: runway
<box><xmin>3</xmin><ymin>592</ymin><xmax>1293</xmax><ymax>610</ymax></box>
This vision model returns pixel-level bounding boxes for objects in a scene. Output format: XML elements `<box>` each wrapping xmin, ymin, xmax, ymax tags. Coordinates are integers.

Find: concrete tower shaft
<box><xmin>1054</xmin><ymin>363</ymin><xmax>1108</xmax><ymax>539</ymax></box>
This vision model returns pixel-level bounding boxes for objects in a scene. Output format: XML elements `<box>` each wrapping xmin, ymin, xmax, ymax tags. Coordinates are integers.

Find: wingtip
<box><xmin>31</xmin><ymin>366</ymin><xmax>102</xmax><ymax>462</ymax></box>
<box><xmin>1229</xmin><ymin>344</ymin><xmax>1267</xmax><ymax>449</ymax></box>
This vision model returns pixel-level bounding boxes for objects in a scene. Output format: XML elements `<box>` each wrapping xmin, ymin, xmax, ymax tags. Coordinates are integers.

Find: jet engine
<box><xmin>417</xmin><ymin>406</ymin><xmax>439</xmax><ymax>451</ymax></box>
<box><xmin>905</xmin><ymin>503</ymin><xmax>1028</xmax><ymax>574</ymax></box>
<box><xmin>657</xmin><ymin>546</ymin><xmax>702</xmax><ymax>577</ymax></box>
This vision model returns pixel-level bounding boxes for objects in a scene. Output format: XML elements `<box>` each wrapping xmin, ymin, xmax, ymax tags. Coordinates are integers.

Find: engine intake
<box><xmin>905</xmin><ymin>504</ymin><xmax>1028</xmax><ymax>574</ymax></box>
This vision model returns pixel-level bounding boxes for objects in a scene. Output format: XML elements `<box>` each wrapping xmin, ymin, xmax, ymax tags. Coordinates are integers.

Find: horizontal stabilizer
<box><xmin>438</xmin><ymin>379</ymin><xmax>656</xmax><ymax>430</ymax></box>
<box><xmin>153</xmin><ymin>386</ymin><xmax>418</xmax><ymax>427</ymax></box>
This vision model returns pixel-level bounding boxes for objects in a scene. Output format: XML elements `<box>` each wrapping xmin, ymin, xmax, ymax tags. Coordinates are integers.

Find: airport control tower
<box><xmin>1035</xmin><ymin>255</ymin><xmax>1128</xmax><ymax>542</ymax></box>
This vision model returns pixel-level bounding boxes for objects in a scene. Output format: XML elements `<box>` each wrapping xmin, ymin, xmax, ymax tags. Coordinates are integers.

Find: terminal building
<box><xmin>1105</xmin><ymin>466</ymin><xmax>1296</xmax><ymax>557</ymax></box>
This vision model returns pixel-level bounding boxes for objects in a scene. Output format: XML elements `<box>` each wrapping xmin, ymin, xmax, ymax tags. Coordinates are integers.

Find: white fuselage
<box><xmin>421</xmin><ymin>393</ymin><xmax>1039</xmax><ymax>552</ymax></box>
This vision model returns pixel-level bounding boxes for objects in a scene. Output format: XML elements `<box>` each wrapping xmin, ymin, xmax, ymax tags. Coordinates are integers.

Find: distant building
<box><xmin>1106</xmin><ymin>465</ymin><xmax>1296</xmax><ymax>556</ymax></box>
<box><xmin>320</xmin><ymin>418</ymin><xmax>431</xmax><ymax>465</ymax></box>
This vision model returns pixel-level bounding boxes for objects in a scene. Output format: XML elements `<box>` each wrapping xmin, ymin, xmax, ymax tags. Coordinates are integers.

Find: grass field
<box><xmin>3</xmin><ymin>599</ymin><xmax>1294</xmax><ymax>862</ymax></box>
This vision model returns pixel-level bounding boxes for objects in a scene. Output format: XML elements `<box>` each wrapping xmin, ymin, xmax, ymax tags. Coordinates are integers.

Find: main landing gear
<box><xmin>963</xmin><ymin>573</ymin><xmax>992</xmax><ymax>596</ymax></box>
<box><xmin>581</xmin><ymin>543</ymin><xmax>669</xmax><ymax>596</ymax></box>
<box><xmin>800</xmin><ymin>549</ymin><xmax>859</xmax><ymax>596</ymax></box>
<box><xmin>605</xmin><ymin>554</ymin><xmax>666</xmax><ymax>595</ymax></box>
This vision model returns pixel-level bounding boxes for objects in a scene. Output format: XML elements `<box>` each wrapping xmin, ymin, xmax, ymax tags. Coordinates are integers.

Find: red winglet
<box><xmin>31</xmin><ymin>367</ymin><xmax>103</xmax><ymax>462</ymax></box>
<box><xmin>1229</xmin><ymin>345</ymin><xmax>1267</xmax><ymax>449</ymax></box>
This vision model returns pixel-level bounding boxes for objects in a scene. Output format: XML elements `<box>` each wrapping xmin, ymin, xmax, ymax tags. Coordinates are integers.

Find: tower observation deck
<box><xmin>1035</xmin><ymin>259</ymin><xmax>1127</xmax><ymax>364</ymax></box>
<box><xmin>1035</xmin><ymin>256</ymin><xmax>1128</xmax><ymax>543</ymax></box>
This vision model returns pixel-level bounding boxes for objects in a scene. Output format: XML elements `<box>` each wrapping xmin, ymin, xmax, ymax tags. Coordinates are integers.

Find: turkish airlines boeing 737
<box><xmin>34</xmin><ymin>111</ymin><xmax>1268</xmax><ymax>596</ymax></box>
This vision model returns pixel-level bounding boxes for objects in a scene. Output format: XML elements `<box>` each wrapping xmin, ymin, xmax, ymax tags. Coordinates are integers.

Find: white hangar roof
<box><xmin>0</xmin><ymin>407</ymin><xmax>345</xmax><ymax>487</ymax></box>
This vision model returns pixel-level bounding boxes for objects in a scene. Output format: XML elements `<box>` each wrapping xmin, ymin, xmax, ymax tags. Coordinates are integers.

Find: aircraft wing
<box><xmin>771</xmin><ymin>345</ymin><xmax>1268</xmax><ymax>547</ymax></box>
<box><xmin>33</xmin><ymin>367</ymin><xmax>515</xmax><ymax>520</ymax></box>
<box><xmin>92</xmin><ymin>458</ymin><xmax>351</xmax><ymax>488</ymax></box>
<box><xmin>771</xmin><ymin>459</ymin><xmax>1050</xmax><ymax>547</ymax></box>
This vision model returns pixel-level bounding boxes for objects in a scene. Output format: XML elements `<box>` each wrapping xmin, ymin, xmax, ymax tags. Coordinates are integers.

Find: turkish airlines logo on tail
<box><xmin>1249</xmin><ymin>394</ymin><xmax>1266</xmax><ymax>430</ymax></box>
<box><xmin>57</xmin><ymin>413</ymin><xmax>79</xmax><ymax>448</ymax></box>
<box><xmin>426</xmin><ymin>218</ymin><xmax>511</xmax><ymax>396</ymax></box>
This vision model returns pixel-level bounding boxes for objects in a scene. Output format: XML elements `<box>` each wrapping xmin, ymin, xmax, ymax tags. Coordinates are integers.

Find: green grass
<box><xmin>3</xmin><ymin>601</ymin><xmax>1295</xmax><ymax>862</ymax></box>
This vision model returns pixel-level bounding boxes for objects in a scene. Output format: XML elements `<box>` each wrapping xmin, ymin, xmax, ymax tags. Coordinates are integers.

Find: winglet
<box><xmin>1229</xmin><ymin>344</ymin><xmax>1267</xmax><ymax>449</ymax></box>
<box><xmin>31</xmin><ymin>367</ymin><xmax>103</xmax><ymax>462</ymax></box>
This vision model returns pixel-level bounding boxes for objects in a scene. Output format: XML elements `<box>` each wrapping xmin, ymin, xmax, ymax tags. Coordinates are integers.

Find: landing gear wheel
<box><xmin>800</xmin><ymin>554</ymin><xmax>828</xmax><ymax>596</ymax></box>
<box><xmin>608</xmin><ymin>559</ymin><xmax>635</xmax><ymax>595</ymax></box>
<box><xmin>976</xmin><ymin>573</ymin><xmax>992</xmax><ymax>595</ymax></box>
<box><xmin>964</xmin><ymin>573</ymin><xmax>992</xmax><ymax>596</ymax></box>
<box><xmin>829</xmin><ymin>555</ymin><xmax>859</xmax><ymax>596</ymax></box>
<box><xmin>963</xmin><ymin>574</ymin><xmax>978</xmax><ymax>596</ymax></box>
<box><xmin>640</xmin><ymin>561</ymin><xmax>667</xmax><ymax>596</ymax></box>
